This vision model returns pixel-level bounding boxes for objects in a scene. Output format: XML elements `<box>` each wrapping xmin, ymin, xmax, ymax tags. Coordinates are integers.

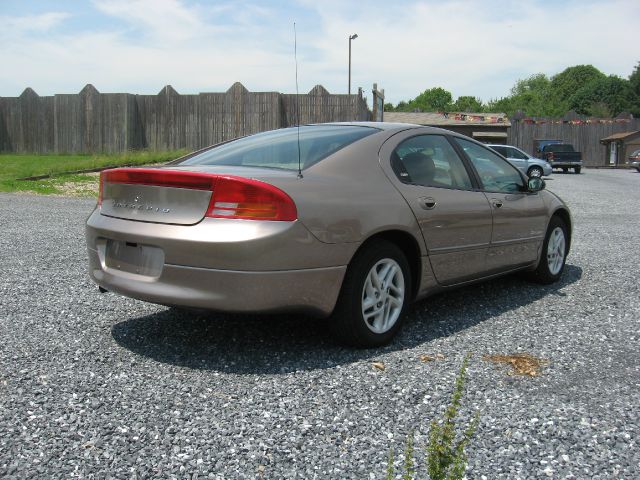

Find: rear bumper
<box><xmin>86</xmin><ymin>209</ymin><xmax>356</xmax><ymax>271</ymax></box>
<box><xmin>85</xmin><ymin>208</ymin><xmax>354</xmax><ymax>316</ymax></box>
<box><xmin>550</xmin><ymin>160</ymin><xmax>583</xmax><ymax>168</ymax></box>
<box><xmin>88</xmin><ymin>247</ymin><xmax>345</xmax><ymax>316</ymax></box>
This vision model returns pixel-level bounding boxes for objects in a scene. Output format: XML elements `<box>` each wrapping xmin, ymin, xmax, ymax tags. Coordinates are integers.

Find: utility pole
<box><xmin>348</xmin><ymin>33</ymin><xmax>358</xmax><ymax>96</ymax></box>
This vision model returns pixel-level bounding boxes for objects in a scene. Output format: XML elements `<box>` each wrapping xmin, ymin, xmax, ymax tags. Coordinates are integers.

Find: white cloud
<box><xmin>0</xmin><ymin>0</ymin><xmax>638</xmax><ymax>105</ymax></box>
<box><xmin>303</xmin><ymin>0</ymin><xmax>640</xmax><ymax>103</ymax></box>
<box><xmin>0</xmin><ymin>1</ymin><xmax>294</xmax><ymax>95</ymax></box>
<box><xmin>92</xmin><ymin>0</ymin><xmax>208</xmax><ymax>43</ymax></box>
<box><xmin>0</xmin><ymin>11</ymin><xmax>71</xmax><ymax>33</ymax></box>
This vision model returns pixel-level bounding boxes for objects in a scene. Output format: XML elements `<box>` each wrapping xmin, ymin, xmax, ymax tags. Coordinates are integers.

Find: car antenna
<box><xmin>294</xmin><ymin>22</ymin><xmax>303</xmax><ymax>179</ymax></box>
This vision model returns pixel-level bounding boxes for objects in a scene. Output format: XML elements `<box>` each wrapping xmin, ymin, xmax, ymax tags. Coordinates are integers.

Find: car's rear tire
<box><xmin>527</xmin><ymin>166</ymin><xmax>543</xmax><ymax>178</ymax></box>
<box><xmin>329</xmin><ymin>240</ymin><xmax>411</xmax><ymax>347</ymax></box>
<box><xmin>574</xmin><ymin>167</ymin><xmax>581</xmax><ymax>174</ymax></box>
<box><xmin>527</xmin><ymin>216</ymin><xmax>568</xmax><ymax>284</ymax></box>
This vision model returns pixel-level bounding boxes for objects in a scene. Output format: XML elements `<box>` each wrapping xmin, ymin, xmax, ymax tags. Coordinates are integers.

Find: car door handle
<box><xmin>491</xmin><ymin>199</ymin><xmax>503</xmax><ymax>208</ymax></box>
<box><xmin>418</xmin><ymin>197</ymin><xmax>437</xmax><ymax>210</ymax></box>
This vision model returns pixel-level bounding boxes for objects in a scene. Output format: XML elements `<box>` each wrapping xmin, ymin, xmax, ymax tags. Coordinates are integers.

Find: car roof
<box><xmin>310</xmin><ymin>121</ymin><xmax>466</xmax><ymax>136</ymax></box>
<box><xmin>316</xmin><ymin>121</ymin><xmax>418</xmax><ymax>131</ymax></box>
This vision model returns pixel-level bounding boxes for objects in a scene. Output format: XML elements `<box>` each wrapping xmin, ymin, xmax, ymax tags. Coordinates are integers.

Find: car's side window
<box><xmin>492</xmin><ymin>146</ymin><xmax>508</xmax><ymax>157</ymax></box>
<box><xmin>392</xmin><ymin>135</ymin><xmax>473</xmax><ymax>190</ymax></box>
<box><xmin>454</xmin><ymin>138</ymin><xmax>524</xmax><ymax>193</ymax></box>
<box><xmin>507</xmin><ymin>147</ymin><xmax>528</xmax><ymax>160</ymax></box>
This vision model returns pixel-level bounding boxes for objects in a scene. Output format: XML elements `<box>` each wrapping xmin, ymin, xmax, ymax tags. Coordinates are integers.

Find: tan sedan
<box><xmin>86</xmin><ymin>123</ymin><xmax>571</xmax><ymax>347</ymax></box>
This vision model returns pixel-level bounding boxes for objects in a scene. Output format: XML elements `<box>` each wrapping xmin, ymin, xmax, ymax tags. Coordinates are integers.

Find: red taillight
<box><xmin>98</xmin><ymin>171</ymin><xmax>105</xmax><ymax>206</ymax></box>
<box><xmin>98</xmin><ymin>168</ymin><xmax>297</xmax><ymax>221</ymax></box>
<box><xmin>206</xmin><ymin>176</ymin><xmax>297</xmax><ymax>221</ymax></box>
<box><xmin>101</xmin><ymin>168</ymin><xmax>216</xmax><ymax>190</ymax></box>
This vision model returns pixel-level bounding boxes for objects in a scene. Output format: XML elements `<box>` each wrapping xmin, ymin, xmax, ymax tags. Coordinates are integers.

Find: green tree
<box><xmin>487</xmin><ymin>91</ymin><xmax>549</xmax><ymax>116</ymax></box>
<box><xmin>486</xmin><ymin>74</ymin><xmax>558</xmax><ymax>116</ymax></box>
<box><xmin>510</xmin><ymin>73</ymin><xmax>551</xmax><ymax>96</ymax></box>
<box><xmin>568</xmin><ymin>75</ymin><xmax>639</xmax><ymax>116</ymax></box>
<box><xmin>587</xmin><ymin>102</ymin><xmax>612</xmax><ymax>118</ymax></box>
<box><xmin>630</xmin><ymin>61</ymin><xmax>640</xmax><ymax>95</ymax></box>
<box><xmin>394</xmin><ymin>100</ymin><xmax>411</xmax><ymax>112</ymax></box>
<box><xmin>409</xmin><ymin>87</ymin><xmax>453</xmax><ymax>112</ymax></box>
<box><xmin>549</xmin><ymin>65</ymin><xmax>606</xmax><ymax>109</ymax></box>
<box><xmin>452</xmin><ymin>96</ymin><xmax>484</xmax><ymax>112</ymax></box>
<box><xmin>509</xmin><ymin>73</ymin><xmax>562</xmax><ymax>116</ymax></box>
<box><xmin>509</xmin><ymin>91</ymin><xmax>545</xmax><ymax>116</ymax></box>
<box><xmin>486</xmin><ymin>96</ymin><xmax>514</xmax><ymax>115</ymax></box>
<box><xmin>388</xmin><ymin>63</ymin><xmax>640</xmax><ymax>118</ymax></box>
<box><xmin>628</xmin><ymin>62</ymin><xmax>640</xmax><ymax>114</ymax></box>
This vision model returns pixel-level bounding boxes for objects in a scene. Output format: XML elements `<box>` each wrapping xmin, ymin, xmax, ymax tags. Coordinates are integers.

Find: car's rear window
<box><xmin>179</xmin><ymin>125</ymin><xmax>379</xmax><ymax>170</ymax></box>
<box><xmin>544</xmin><ymin>144</ymin><xmax>575</xmax><ymax>152</ymax></box>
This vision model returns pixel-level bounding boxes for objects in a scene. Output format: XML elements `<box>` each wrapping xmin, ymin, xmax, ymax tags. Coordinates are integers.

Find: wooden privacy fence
<box><xmin>2</xmin><ymin>84</ymin><xmax>636</xmax><ymax>166</ymax></box>
<box><xmin>0</xmin><ymin>83</ymin><xmax>371</xmax><ymax>154</ymax></box>
<box><xmin>508</xmin><ymin>115</ymin><xmax>640</xmax><ymax>167</ymax></box>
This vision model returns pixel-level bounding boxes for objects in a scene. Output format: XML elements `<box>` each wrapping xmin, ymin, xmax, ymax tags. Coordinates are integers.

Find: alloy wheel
<box><xmin>547</xmin><ymin>227</ymin><xmax>566</xmax><ymax>275</ymax></box>
<box><xmin>529</xmin><ymin>167</ymin><xmax>543</xmax><ymax>178</ymax></box>
<box><xmin>361</xmin><ymin>258</ymin><xmax>405</xmax><ymax>334</ymax></box>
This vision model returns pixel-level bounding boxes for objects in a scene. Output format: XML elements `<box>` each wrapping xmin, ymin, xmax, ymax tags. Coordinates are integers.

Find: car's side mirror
<box><xmin>527</xmin><ymin>177</ymin><xmax>545</xmax><ymax>192</ymax></box>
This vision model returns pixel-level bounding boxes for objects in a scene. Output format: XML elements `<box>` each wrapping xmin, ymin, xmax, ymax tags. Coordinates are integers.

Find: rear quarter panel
<box><xmin>264</xmin><ymin>132</ymin><xmax>427</xmax><ymax>253</ymax></box>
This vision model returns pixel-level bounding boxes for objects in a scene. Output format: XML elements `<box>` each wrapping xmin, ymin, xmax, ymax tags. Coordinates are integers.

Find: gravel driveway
<box><xmin>1</xmin><ymin>169</ymin><xmax>638</xmax><ymax>479</ymax></box>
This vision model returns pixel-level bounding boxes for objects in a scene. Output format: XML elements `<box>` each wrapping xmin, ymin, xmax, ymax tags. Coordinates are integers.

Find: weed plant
<box><xmin>386</xmin><ymin>354</ymin><xmax>479</xmax><ymax>480</ymax></box>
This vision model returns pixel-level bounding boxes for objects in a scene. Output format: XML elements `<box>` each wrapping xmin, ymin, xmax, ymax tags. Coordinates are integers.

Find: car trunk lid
<box><xmin>99</xmin><ymin>166</ymin><xmax>298</xmax><ymax>225</ymax></box>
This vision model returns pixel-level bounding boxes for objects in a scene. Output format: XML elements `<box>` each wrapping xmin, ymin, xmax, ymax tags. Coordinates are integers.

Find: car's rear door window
<box><xmin>454</xmin><ymin>138</ymin><xmax>524</xmax><ymax>193</ymax></box>
<box><xmin>391</xmin><ymin>135</ymin><xmax>473</xmax><ymax>190</ymax></box>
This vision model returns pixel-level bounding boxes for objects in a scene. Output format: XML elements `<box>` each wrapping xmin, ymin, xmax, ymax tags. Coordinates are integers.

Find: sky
<box><xmin>0</xmin><ymin>0</ymin><xmax>638</xmax><ymax>105</ymax></box>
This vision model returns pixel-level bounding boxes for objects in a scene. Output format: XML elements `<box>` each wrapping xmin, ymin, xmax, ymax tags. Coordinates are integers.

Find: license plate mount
<box><xmin>103</xmin><ymin>239</ymin><xmax>164</xmax><ymax>278</ymax></box>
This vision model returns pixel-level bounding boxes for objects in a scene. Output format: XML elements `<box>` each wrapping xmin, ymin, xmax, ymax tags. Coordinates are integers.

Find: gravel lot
<box><xmin>1</xmin><ymin>169</ymin><xmax>638</xmax><ymax>479</ymax></box>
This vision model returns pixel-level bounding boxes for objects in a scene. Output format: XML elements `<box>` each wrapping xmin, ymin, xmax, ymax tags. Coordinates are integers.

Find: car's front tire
<box><xmin>528</xmin><ymin>166</ymin><xmax>543</xmax><ymax>178</ymax></box>
<box><xmin>527</xmin><ymin>216</ymin><xmax>568</xmax><ymax>284</ymax></box>
<box><xmin>329</xmin><ymin>240</ymin><xmax>411</xmax><ymax>347</ymax></box>
<box><xmin>574</xmin><ymin>167</ymin><xmax>581</xmax><ymax>174</ymax></box>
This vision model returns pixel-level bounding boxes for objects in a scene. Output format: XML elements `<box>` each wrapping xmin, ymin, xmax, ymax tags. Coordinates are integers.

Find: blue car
<box><xmin>487</xmin><ymin>144</ymin><xmax>553</xmax><ymax>178</ymax></box>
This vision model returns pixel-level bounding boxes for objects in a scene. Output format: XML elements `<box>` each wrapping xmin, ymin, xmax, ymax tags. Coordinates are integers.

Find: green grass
<box><xmin>0</xmin><ymin>150</ymin><xmax>188</xmax><ymax>195</ymax></box>
<box><xmin>1</xmin><ymin>174</ymin><xmax>101</xmax><ymax>196</ymax></box>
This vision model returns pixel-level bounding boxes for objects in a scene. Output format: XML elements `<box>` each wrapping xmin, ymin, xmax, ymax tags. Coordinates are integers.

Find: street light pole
<box><xmin>348</xmin><ymin>33</ymin><xmax>358</xmax><ymax>96</ymax></box>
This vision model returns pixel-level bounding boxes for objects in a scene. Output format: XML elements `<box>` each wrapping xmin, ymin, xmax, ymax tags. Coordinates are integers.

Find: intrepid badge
<box><xmin>112</xmin><ymin>199</ymin><xmax>170</xmax><ymax>213</ymax></box>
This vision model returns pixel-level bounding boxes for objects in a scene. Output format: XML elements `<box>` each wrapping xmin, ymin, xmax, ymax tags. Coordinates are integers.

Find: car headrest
<box><xmin>402</xmin><ymin>152</ymin><xmax>436</xmax><ymax>182</ymax></box>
